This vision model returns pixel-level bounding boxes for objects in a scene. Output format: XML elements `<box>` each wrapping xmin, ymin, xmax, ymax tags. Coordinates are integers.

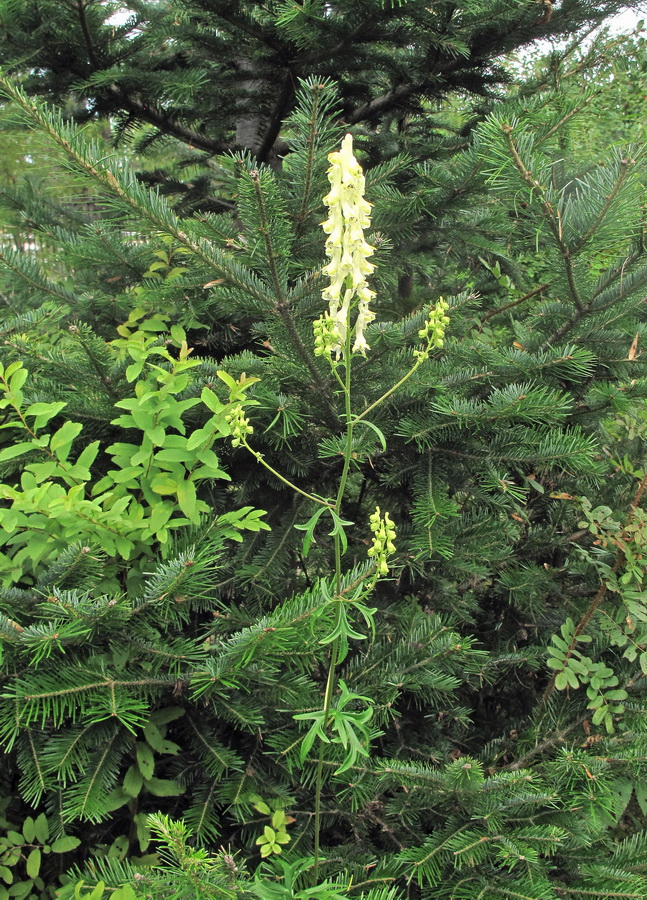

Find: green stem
<box><xmin>330</xmin><ymin>360</ymin><xmax>347</xmax><ymax>394</ymax></box>
<box><xmin>241</xmin><ymin>441</ymin><xmax>332</xmax><ymax>507</ymax></box>
<box><xmin>313</xmin><ymin>316</ymin><xmax>353</xmax><ymax>882</ymax></box>
<box><xmin>355</xmin><ymin>354</ymin><xmax>424</xmax><ymax>423</ymax></box>
<box><xmin>334</xmin><ymin>343</ymin><xmax>355</xmax><ymax>587</ymax></box>
<box><xmin>313</xmin><ymin>630</ymin><xmax>339</xmax><ymax>881</ymax></box>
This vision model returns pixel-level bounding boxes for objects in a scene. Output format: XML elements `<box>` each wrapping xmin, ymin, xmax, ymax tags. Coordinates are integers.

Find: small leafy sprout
<box><xmin>367</xmin><ymin>507</ymin><xmax>397</xmax><ymax>575</ymax></box>
<box><xmin>547</xmin><ymin>617</ymin><xmax>628</xmax><ymax>733</ymax></box>
<box><xmin>251</xmin><ymin>797</ymin><xmax>295</xmax><ymax>857</ymax></box>
<box><xmin>216</xmin><ymin>369</ymin><xmax>261</xmax><ymax>403</ymax></box>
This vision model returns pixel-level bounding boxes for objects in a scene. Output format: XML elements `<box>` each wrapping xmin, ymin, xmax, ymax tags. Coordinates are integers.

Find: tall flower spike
<box><xmin>320</xmin><ymin>134</ymin><xmax>376</xmax><ymax>356</ymax></box>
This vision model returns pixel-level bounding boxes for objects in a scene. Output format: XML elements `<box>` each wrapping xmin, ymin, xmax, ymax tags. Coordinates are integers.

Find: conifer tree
<box><xmin>0</xmin><ymin>0</ymin><xmax>637</xmax><ymax>187</ymax></box>
<box><xmin>0</xmin><ymin>5</ymin><xmax>646</xmax><ymax>900</ymax></box>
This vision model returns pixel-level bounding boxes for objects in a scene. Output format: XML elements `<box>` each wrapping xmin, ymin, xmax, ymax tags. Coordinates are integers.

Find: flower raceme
<box><xmin>414</xmin><ymin>298</ymin><xmax>451</xmax><ymax>362</ymax></box>
<box><xmin>420</xmin><ymin>298</ymin><xmax>450</xmax><ymax>347</ymax></box>
<box><xmin>225</xmin><ymin>404</ymin><xmax>253</xmax><ymax>447</ymax></box>
<box><xmin>316</xmin><ymin>134</ymin><xmax>376</xmax><ymax>357</ymax></box>
<box><xmin>367</xmin><ymin>507</ymin><xmax>397</xmax><ymax>576</ymax></box>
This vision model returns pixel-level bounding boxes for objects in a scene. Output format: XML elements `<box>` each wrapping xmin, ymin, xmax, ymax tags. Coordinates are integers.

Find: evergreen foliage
<box><xmin>0</xmin><ymin>0</ymin><xmax>637</xmax><ymax>192</ymax></box>
<box><xmin>0</xmin><ymin>4</ymin><xmax>645</xmax><ymax>900</ymax></box>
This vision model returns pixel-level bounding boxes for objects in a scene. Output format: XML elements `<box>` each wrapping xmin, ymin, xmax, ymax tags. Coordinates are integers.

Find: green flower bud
<box><xmin>416</xmin><ymin>299</ymin><xmax>450</xmax><ymax>358</ymax></box>
<box><xmin>226</xmin><ymin>404</ymin><xmax>253</xmax><ymax>447</ymax></box>
<box><xmin>367</xmin><ymin>506</ymin><xmax>397</xmax><ymax>576</ymax></box>
<box><xmin>313</xmin><ymin>312</ymin><xmax>340</xmax><ymax>359</ymax></box>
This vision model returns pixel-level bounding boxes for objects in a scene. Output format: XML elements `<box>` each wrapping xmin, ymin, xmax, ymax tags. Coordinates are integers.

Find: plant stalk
<box><xmin>243</xmin><ymin>442</ymin><xmax>333</xmax><ymax>507</ymax></box>
<box><xmin>313</xmin><ymin>309</ymin><xmax>354</xmax><ymax>881</ymax></box>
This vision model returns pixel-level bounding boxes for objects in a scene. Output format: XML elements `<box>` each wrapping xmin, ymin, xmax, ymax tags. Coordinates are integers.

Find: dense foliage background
<box><xmin>0</xmin><ymin>1</ymin><xmax>646</xmax><ymax>898</ymax></box>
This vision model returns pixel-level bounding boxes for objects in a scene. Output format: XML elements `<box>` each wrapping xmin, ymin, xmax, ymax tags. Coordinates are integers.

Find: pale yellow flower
<box><xmin>353</xmin><ymin>294</ymin><xmax>376</xmax><ymax>354</ymax></box>
<box><xmin>320</xmin><ymin>134</ymin><xmax>376</xmax><ymax>356</ymax></box>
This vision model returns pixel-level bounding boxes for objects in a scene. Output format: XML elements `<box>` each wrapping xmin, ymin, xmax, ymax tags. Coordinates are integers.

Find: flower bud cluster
<box><xmin>414</xmin><ymin>298</ymin><xmax>450</xmax><ymax>361</ymax></box>
<box><xmin>225</xmin><ymin>404</ymin><xmax>253</xmax><ymax>448</ymax></box>
<box><xmin>367</xmin><ymin>507</ymin><xmax>396</xmax><ymax>576</ymax></box>
<box><xmin>313</xmin><ymin>312</ymin><xmax>340</xmax><ymax>358</ymax></box>
<box><xmin>320</xmin><ymin>134</ymin><xmax>376</xmax><ymax>357</ymax></box>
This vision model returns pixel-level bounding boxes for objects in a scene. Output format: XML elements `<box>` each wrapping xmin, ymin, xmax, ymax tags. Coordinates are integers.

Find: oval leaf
<box><xmin>26</xmin><ymin>848</ymin><xmax>40</xmax><ymax>879</ymax></box>
<box><xmin>51</xmin><ymin>836</ymin><xmax>81</xmax><ymax>853</ymax></box>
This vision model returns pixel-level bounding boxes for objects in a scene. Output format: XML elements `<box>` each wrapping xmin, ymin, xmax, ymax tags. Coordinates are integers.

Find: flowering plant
<box><xmin>218</xmin><ymin>134</ymin><xmax>450</xmax><ymax>876</ymax></box>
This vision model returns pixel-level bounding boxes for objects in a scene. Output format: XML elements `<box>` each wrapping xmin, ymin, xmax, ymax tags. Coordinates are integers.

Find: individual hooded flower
<box><xmin>353</xmin><ymin>291</ymin><xmax>376</xmax><ymax>355</ymax></box>
<box><xmin>319</xmin><ymin>134</ymin><xmax>376</xmax><ymax>357</ymax></box>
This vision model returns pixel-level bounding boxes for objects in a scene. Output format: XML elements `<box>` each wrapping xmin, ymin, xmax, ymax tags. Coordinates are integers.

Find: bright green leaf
<box><xmin>0</xmin><ymin>443</ymin><xmax>36</xmax><ymax>462</ymax></box>
<box><xmin>21</xmin><ymin>819</ymin><xmax>35</xmax><ymax>845</ymax></box>
<box><xmin>176</xmin><ymin>479</ymin><xmax>198</xmax><ymax>520</ymax></box>
<box><xmin>50</xmin><ymin>421</ymin><xmax>83</xmax><ymax>457</ymax></box>
<box><xmin>89</xmin><ymin>880</ymin><xmax>105</xmax><ymax>900</ymax></box>
<box><xmin>9</xmin><ymin>368</ymin><xmax>28</xmax><ymax>393</ymax></box>
<box><xmin>272</xmin><ymin>809</ymin><xmax>286</xmax><ymax>829</ymax></box>
<box><xmin>112</xmin><ymin>886</ymin><xmax>138</xmax><ymax>900</ymax></box>
<box><xmin>201</xmin><ymin>387</ymin><xmax>224</xmax><ymax>414</ymax></box>
<box><xmin>33</xmin><ymin>815</ymin><xmax>48</xmax><ymax>844</ymax></box>
<box><xmin>24</xmin><ymin>401</ymin><xmax>66</xmax><ymax>424</ymax></box>
<box><xmin>26</xmin><ymin>848</ymin><xmax>40</xmax><ymax>879</ymax></box>
<box><xmin>150</xmin><ymin>474</ymin><xmax>179</xmax><ymax>495</ymax></box>
<box><xmin>50</xmin><ymin>836</ymin><xmax>81</xmax><ymax>853</ymax></box>
<box><xmin>7</xmin><ymin>881</ymin><xmax>32</xmax><ymax>900</ymax></box>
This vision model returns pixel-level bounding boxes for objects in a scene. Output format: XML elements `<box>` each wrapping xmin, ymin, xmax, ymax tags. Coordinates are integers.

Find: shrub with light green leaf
<box><xmin>0</xmin><ymin>323</ymin><xmax>266</xmax><ymax>589</ymax></box>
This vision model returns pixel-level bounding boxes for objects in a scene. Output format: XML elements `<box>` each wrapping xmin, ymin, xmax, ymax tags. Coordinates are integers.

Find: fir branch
<box><xmin>572</xmin><ymin>156</ymin><xmax>633</xmax><ymax>254</ymax></box>
<box><xmin>0</xmin><ymin>247</ymin><xmax>75</xmax><ymax>305</ymax></box>
<box><xmin>106</xmin><ymin>85</ymin><xmax>231</xmax><ymax>155</ymax></box>
<box><xmin>502</xmin><ymin>123</ymin><xmax>584</xmax><ymax>311</ymax></box>
<box><xmin>293</xmin><ymin>79</ymin><xmax>337</xmax><ymax>235</ymax></box>
<box><xmin>478</xmin><ymin>282</ymin><xmax>550</xmax><ymax>330</ymax></box>
<box><xmin>0</xmin><ymin>77</ymin><xmax>272</xmax><ymax>308</ymax></box>
<box><xmin>347</xmin><ymin>84</ymin><xmax>420</xmax><ymax>125</ymax></box>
